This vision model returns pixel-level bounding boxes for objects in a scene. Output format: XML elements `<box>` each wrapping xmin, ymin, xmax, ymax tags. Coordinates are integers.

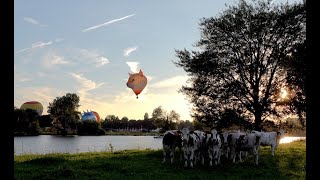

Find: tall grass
<box><xmin>14</xmin><ymin>140</ymin><xmax>306</xmax><ymax>180</ymax></box>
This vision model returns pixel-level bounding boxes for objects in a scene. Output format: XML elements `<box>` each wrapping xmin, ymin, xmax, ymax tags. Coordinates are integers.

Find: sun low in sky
<box><xmin>14</xmin><ymin>0</ymin><xmax>300</xmax><ymax>121</ymax></box>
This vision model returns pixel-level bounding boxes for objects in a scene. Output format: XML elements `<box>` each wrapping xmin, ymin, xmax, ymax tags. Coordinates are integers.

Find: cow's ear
<box><xmin>240</xmin><ymin>135</ymin><xmax>245</xmax><ymax>139</ymax></box>
<box><xmin>205</xmin><ymin>130</ymin><xmax>210</xmax><ymax>134</ymax></box>
<box><xmin>190</xmin><ymin>131</ymin><xmax>194</xmax><ymax>134</ymax></box>
<box><xmin>177</xmin><ymin>130</ymin><xmax>182</xmax><ymax>134</ymax></box>
<box><xmin>139</xmin><ymin>69</ymin><xmax>143</xmax><ymax>76</ymax></box>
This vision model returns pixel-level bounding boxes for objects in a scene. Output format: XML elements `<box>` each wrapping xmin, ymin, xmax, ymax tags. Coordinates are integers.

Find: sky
<box><xmin>14</xmin><ymin>0</ymin><xmax>301</xmax><ymax>121</ymax></box>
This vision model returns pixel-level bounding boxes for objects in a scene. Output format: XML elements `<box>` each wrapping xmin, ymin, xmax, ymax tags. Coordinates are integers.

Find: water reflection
<box><xmin>14</xmin><ymin>135</ymin><xmax>305</xmax><ymax>156</ymax></box>
<box><xmin>279</xmin><ymin>136</ymin><xmax>306</xmax><ymax>144</ymax></box>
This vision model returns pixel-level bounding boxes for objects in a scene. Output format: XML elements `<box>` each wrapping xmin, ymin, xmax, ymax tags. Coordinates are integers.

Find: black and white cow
<box><xmin>227</xmin><ymin>131</ymin><xmax>247</xmax><ymax>163</ymax></box>
<box><xmin>251</xmin><ymin>130</ymin><xmax>286</xmax><ymax>156</ymax></box>
<box><xmin>162</xmin><ymin>130</ymin><xmax>183</xmax><ymax>164</ymax></box>
<box><xmin>235</xmin><ymin>132</ymin><xmax>261</xmax><ymax>166</ymax></box>
<box><xmin>180</xmin><ymin>128</ymin><xmax>203</xmax><ymax>168</ymax></box>
<box><xmin>206</xmin><ymin>129</ymin><xmax>222</xmax><ymax>166</ymax></box>
<box><xmin>219</xmin><ymin>132</ymin><xmax>230</xmax><ymax>159</ymax></box>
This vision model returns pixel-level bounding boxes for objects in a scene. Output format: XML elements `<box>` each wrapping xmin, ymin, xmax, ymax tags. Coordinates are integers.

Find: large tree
<box><xmin>174</xmin><ymin>0</ymin><xmax>306</xmax><ymax>130</ymax></box>
<box><xmin>47</xmin><ymin>93</ymin><xmax>81</xmax><ymax>135</ymax></box>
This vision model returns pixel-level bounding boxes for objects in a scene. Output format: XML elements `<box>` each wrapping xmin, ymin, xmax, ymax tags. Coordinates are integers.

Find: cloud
<box><xmin>23</xmin><ymin>17</ymin><xmax>39</xmax><ymax>25</ymax></box>
<box><xmin>126</xmin><ymin>62</ymin><xmax>139</xmax><ymax>73</ymax></box>
<box><xmin>54</xmin><ymin>38</ymin><xmax>64</xmax><ymax>43</ymax></box>
<box><xmin>15</xmin><ymin>39</ymin><xmax>63</xmax><ymax>54</ymax></box>
<box><xmin>123</xmin><ymin>46</ymin><xmax>138</xmax><ymax>57</ymax></box>
<box><xmin>23</xmin><ymin>17</ymin><xmax>48</xmax><ymax>27</ymax></box>
<box><xmin>14</xmin><ymin>65</ymin><xmax>33</xmax><ymax>83</ymax></box>
<box><xmin>149</xmin><ymin>75</ymin><xmax>189</xmax><ymax>89</ymax></box>
<box><xmin>69</xmin><ymin>73</ymin><xmax>104</xmax><ymax>94</ymax></box>
<box><xmin>79</xmin><ymin>49</ymin><xmax>110</xmax><ymax>67</ymax></box>
<box><xmin>43</xmin><ymin>52</ymin><xmax>70</xmax><ymax>68</ymax></box>
<box><xmin>82</xmin><ymin>14</ymin><xmax>135</xmax><ymax>32</ymax></box>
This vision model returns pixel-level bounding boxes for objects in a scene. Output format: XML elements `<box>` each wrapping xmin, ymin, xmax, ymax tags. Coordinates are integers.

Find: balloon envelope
<box><xmin>126</xmin><ymin>69</ymin><xmax>147</xmax><ymax>98</ymax></box>
<box><xmin>92</xmin><ymin>111</ymin><xmax>101</xmax><ymax>123</ymax></box>
<box><xmin>81</xmin><ymin>111</ymin><xmax>97</xmax><ymax>121</ymax></box>
<box><xmin>20</xmin><ymin>101</ymin><xmax>43</xmax><ymax>116</ymax></box>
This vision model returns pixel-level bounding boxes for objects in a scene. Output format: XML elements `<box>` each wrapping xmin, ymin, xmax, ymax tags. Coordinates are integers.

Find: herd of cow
<box><xmin>162</xmin><ymin>128</ymin><xmax>286</xmax><ymax>168</ymax></box>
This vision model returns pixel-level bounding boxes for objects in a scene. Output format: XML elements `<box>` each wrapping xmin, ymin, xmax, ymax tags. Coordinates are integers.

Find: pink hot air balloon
<box><xmin>126</xmin><ymin>69</ymin><xmax>147</xmax><ymax>99</ymax></box>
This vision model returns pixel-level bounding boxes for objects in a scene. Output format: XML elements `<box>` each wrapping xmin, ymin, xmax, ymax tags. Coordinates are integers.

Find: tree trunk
<box><xmin>254</xmin><ymin>113</ymin><xmax>262</xmax><ymax>131</ymax></box>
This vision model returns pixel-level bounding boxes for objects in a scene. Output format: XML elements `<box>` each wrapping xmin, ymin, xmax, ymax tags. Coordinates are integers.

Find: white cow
<box><xmin>251</xmin><ymin>130</ymin><xmax>286</xmax><ymax>156</ymax></box>
<box><xmin>206</xmin><ymin>129</ymin><xmax>222</xmax><ymax>166</ymax></box>
<box><xmin>162</xmin><ymin>130</ymin><xmax>183</xmax><ymax>163</ymax></box>
<box><xmin>180</xmin><ymin>128</ymin><xmax>203</xmax><ymax>168</ymax></box>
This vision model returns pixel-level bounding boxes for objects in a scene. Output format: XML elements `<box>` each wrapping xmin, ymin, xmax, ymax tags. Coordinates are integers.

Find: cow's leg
<box><xmin>162</xmin><ymin>147</ymin><xmax>167</xmax><ymax>163</ymax></box>
<box><xmin>179</xmin><ymin>148</ymin><xmax>182</xmax><ymax>161</ymax></box>
<box><xmin>209</xmin><ymin>149</ymin><xmax>213</xmax><ymax>166</ymax></box>
<box><xmin>183</xmin><ymin>149</ymin><xmax>188</xmax><ymax>167</ymax></box>
<box><xmin>201</xmin><ymin>150</ymin><xmax>205</xmax><ymax>165</ymax></box>
<box><xmin>170</xmin><ymin>148</ymin><xmax>175</xmax><ymax>163</ymax></box>
<box><xmin>193</xmin><ymin>150</ymin><xmax>198</xmax><ymax>166</ymax></box>
<box><xmin>254</xmin><ymin>148</ymin><xmax>259</xmax><ymax>165</ymax></box>
<box><xmin>271</xmin><ymin>144</ymin><xmax>275</xmax><ymax>156</ymax></box>
<box><xmin>226</xmin><ymin>147</ymin><xmax>229</xmax><ymax>158</ymax></box>
<box><xmin>218</xmin><ymin>150</ymin><xmax>221</xmax><ymax>164</ymax></box>
<box><xmin>190</xmin><ymin>150</ymin><xmax>195</xmax><ymax>168</ymax></box>
<box><xmin>214</xmin><ymin>150</ymin><xmax>218</xmax><ymax>165</ymax></box>
<box><xmin>239</xmin><ymin>151</ymin><xmax>243</xmax><ymax>162</ymax></box>
<box><xmin>232</xmin><ymin>151</ymin><xmax>236</xmax><ymax>163</ymax></box>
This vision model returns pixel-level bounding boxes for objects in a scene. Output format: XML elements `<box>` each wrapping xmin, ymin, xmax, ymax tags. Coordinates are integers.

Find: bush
<box><xmin>78</xmin><ymin>120</ymin><xmax>105</xmax><ymax>135</ymax></box>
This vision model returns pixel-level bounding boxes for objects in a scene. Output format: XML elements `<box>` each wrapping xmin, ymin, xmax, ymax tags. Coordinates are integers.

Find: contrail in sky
<box><xmin>82</xmin><ymin>14</ymin><xmax>135</xmax><ymax>32</ymax></box>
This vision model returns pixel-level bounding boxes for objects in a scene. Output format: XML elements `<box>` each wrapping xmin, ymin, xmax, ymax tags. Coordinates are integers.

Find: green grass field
<box><xmin>14</xmin><ymin>140</ymin><xmax>306</xmax><ymax>180</ymax></box>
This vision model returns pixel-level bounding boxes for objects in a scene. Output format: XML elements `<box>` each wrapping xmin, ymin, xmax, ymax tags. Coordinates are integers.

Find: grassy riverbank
<box><xmin>14</xmin><ymin>140</ymin><xmax>306</xmax><ymax>179</ymax></box>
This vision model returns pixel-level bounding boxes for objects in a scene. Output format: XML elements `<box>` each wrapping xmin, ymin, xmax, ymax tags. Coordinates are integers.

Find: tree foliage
<box><xmin>47</xmin><ymin>93</ymin><xmax>81</xmax><ymax>135</ymax></box>
<box><xmin>14</xmin><ymin>108</ymin><xmax>41</xmax><ymax>135</ymax></box>
<box><xmin>279</xmin><ymin>40</ymin><xmax>306</xmax><ymax>126</ymax></box>
<box><xmin>174</xmin><ymin>0</ymin><xmax>306</xmax><ymax>130</ymax></box>
<box><xmin>151</xmin><ymin>106</ymin><xmax>181</xmax><ymax>130</ymax></box>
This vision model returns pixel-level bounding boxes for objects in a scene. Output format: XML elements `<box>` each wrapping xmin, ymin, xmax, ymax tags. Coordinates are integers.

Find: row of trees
<box><xmin>14</xmin><ymin>97</ymin><xmax>194</xmax><ymax>135</ymax></box>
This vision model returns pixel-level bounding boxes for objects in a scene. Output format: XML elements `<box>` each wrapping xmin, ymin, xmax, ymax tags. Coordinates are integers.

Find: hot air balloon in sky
<box><xmin>126</xmin><ymin>69</ymin><xmax>147</xmax><ymax>99</ymax></box>
<box><xmin>20</xmin><ymin>101</ymin><xmax>43</xmax><ymax>116</ymax></box>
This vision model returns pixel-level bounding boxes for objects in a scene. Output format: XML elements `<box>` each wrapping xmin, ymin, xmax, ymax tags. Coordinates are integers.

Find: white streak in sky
<box><xmin>15</xmin><ymin>39</ymin><xmax>63</xmax><ymax>54</ymax></box>
<box><xmin>23</xmin><ymin>17</ymin><xmax>48</xmax><ymax>27</ymax></box>
<box><xmin>82</xmin><ymin>14</ymin><xmax>135</xmax><ymax>32</ymax></box>
<box><xmin>24</xmin><ymin>17</ymin><xmax>39</xmax><ymax>25</ymax></box>
<box><xmin>123</xmin><ymin>46</ymin><xmax>138</xmax><ymax>57</ymax></box>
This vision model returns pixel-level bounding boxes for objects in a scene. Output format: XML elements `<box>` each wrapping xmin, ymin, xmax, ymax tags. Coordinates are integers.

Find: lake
<box><xmin>14</xmin><ymin>135</ymin><xmax>306</xmax><ymax>156</ymax></box>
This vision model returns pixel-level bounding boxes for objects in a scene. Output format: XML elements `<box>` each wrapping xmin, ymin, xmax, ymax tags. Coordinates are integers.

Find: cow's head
<box><xmin>180</xmin><ymin>128</ymin><xmax>190</xmax><ymax>145</ymax></box>
<box><xmin>221</xmin><ymin>132</ymin><xmax>229</xmax><ymax>144</ymax></box>
<box><xmin>236</xmin><ymin>135</ymin><xmax>248</xmax><ymax>146</ymax></box>
<box><xmin>277</xmin><ymin>130</ymin><xmax>286</xmax><ymax>136</ymax></box>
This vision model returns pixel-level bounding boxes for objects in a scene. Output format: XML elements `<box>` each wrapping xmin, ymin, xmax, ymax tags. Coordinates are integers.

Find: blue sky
<box><xmin>14</xmin><ymin>0</ymin><xmax>300</xmax><ymax>121</ymax></box>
